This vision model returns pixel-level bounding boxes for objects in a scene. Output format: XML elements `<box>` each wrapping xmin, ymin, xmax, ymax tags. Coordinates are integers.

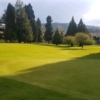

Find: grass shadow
<box><xmin>0</xmin><ymin>77</ymin><xmax>86</xmax><ymax>100</ymax></box>
<box><xmin>6</xmin><ymin>53</ymin><xmax>100</xmax><ymax>99</ymax></box>
<box><xmin>79</xmin><ymin>52</ymin><xmax>100</xmax><ymax>59</ymax></box>
<box><xmin>38</xmin><ymin>43</ymin><xmax>87</xmax><ymax>50</ymax></box>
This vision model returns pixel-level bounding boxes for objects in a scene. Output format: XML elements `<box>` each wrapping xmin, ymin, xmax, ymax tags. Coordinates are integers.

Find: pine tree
<box><xmin>15</xmin><ymin>0</ymin><xmax>24</xmax><ymax>43</ymax></box>
<box><xmin>1</xmin><ymin>11</ymin><xmax>6</xmax><ymax>23</ymax></box>
<box><xmin>36</xmin><ymin>18</ymin><xmax>43</xmax><ymax>43</ymax></box>
<box><xmin>15</xmin><ymin>0</ymin><xmax>33</xmax><ymax>43</ymax></box>
<box><xmin>25</xmin><ymin>3</ymin><xmax>37</xmax><ymax>42</ymax></box>
<box><xmin>66</xmin><ymin>17</ymin><xmax>77</xmax><ymax>36</ymax></box>
<box><xmin>44</xmin><ymin>16</ymin><xmax>53</xmax><ymax>43</ymax></box>
<box><xmin>5</xmin><ymin>3</ymin><xmax>16</xmax><ymax>42</ymax></box>
<box><xmin>20</xmin><ymin>8</ymin><xmax>33</xmax><ymax>43</ymax></box>
<box><xmin>52</xmin><ymin>28</ymin><xmax>62</xmax><ymax>45</ymax></box>
<box><xmin>77</xmin><ymin>19</ymin><xmax>88</xmax><ymax>33</ymax></box>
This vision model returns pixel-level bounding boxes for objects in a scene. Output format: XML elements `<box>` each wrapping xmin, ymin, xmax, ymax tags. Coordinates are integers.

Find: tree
<box><xmin>15</xmin><ymin>0</ymin><xmax>24</xmax><ymax>43</ymax></box>
<box><xmin>75</xmin><ymin>33</ymin><xmax>94</xmax><ymax>48</ymax></box>
<box><xmin>66</xmin><ymin>17</ymin><xmax>77</xmax><ymax>36</ymax></box>
<box><xmin>77</xmin><ymin>19</ymin><xmax>88</xmax><ymax>33</ymax></box>
<box><xmin>1</xmin><ymin>11</ymin><xmax>6</xmax><ymax>23</ymax></box>
<box><xmin>63</xmin><ymin>36</ymin><xmax>75</xmax><ymax>46</ymax></box>
<box><xmin>52</xmin><ymin>28</ymin><xmax>62</xmax><ymax>45</ymax></box>
<box><xmin>5</xmin><ymin>3</ymin><xmax>16</xmax><ymax>42</ymax></box>
<box><xmin>25</xmin><ymin>3</ymin><xmax>37</xmax><ymax>42</ymax></box>
<box><xmin>44</xmin><ymin>16</ymin><xmax>53</xmax><ymax>43</ymax></box>
<box><xmin>93</xmin><ymin>36</ymin><xmax>100</xmax><ymax>44</ymax></box>
<box><xmin>36</xmin><ymin>18</ymin><xmax>43</xmax><ymax>43</ymax></box>
<box><xmin>15</xmin><ymin>0</ymin><xmax>33</xmax><ymax>43</ymax></box>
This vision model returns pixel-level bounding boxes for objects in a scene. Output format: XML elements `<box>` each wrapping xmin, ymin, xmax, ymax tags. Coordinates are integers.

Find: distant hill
<box><xmin>43</xmin><ymin>23</ymin><xmax>100</xmax><ymax>33</ymax></box>
<box><xmin>51</xmin><ymin>23</ymin><xmax>69</xmax><ymax>31</ymax></box>
<box><xmin>86</xmin><ymin>25</ymin><xmax>100</xmax><ymax>33</ymax></box>
<box><xmin>43</xmin><ymin>23</ymin><xmax>68</xmax><ymax>32</ymax></box>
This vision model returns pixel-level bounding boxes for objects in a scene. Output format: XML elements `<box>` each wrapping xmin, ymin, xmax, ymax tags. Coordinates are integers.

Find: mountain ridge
<box><xmin>43</xmin><ymin>23</ymin><xmax>100</xmax><ymax>33</ymax></box>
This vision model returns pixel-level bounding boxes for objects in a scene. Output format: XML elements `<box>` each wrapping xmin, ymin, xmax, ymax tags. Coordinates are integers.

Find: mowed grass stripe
<box><xmin>0</xmin><ymin>77</ymin><xmax>84</xmax><ymax>100</ymax></box>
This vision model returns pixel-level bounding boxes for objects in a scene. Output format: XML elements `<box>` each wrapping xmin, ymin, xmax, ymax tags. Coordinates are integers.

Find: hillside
<box><xmin>43</xmin><ymin>23</ymin><xmax>100</xmax><ymax>33</ymax></box>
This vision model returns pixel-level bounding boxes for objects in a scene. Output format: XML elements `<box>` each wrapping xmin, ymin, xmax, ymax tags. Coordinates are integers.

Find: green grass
<box><xmin>0</xmin><ymin>43</ymin><xmax>100</xmax><ymax>100</ymax></box>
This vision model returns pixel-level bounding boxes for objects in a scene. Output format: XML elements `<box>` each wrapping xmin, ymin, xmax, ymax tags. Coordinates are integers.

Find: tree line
<box><xmin>0</xmin><ymin>0</ymin><xmax>95</xmax><ymax>47</ymax></box>
<box><xmin>2</xmin><ymin>0</ymin><xmax>43</xmax><ymax>43</ymax></box>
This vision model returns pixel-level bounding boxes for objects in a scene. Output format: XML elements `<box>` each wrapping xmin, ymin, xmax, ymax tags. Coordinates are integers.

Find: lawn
<box><xmin>0</xmin><ymin>43</ymin><xmax>100</xmax><ymax>100</ymax></box>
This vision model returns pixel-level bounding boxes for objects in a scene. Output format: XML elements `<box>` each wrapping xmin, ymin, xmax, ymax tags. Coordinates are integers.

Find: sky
<box><xmin>0</xmin><ymin>0</ymin><xmax>100</xmax><ymax>26</ymax></box>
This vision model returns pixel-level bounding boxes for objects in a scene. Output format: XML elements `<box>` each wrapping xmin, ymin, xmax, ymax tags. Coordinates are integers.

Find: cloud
<box><xmin>84</xmin><ymin>0</ymin><xmax>100</xmax><ymax>20</ymax></box>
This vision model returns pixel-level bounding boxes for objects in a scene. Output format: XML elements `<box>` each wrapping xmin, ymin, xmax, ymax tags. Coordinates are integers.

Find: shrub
<box><xmin>75</xmin><ymin>32</ymin><xmax>95</xmax><ymax>48</ymax></box>
<box><xmin>52</xmin><ymin>28</ymin><xmax>62</xmax><ymax>45</ymax></box>
<box><xmin>63</xmin><ymin>36</ymin><xmax>75</xmax><ymax>46</ymax></box>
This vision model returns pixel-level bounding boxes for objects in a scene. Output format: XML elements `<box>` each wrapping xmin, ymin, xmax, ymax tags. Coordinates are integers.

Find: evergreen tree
<box><xmin>15</xmin><ymin>0</ymin><xmax>24</xmax><ymax>43</ymax></box>
<box><xmin>77</xmin><ymin>19</ymin><xmax>88</xmax><ymax>33</ymax></box>
<box><xmin>1</xmin><ymin>11</ymin><xmax>6</xmax><ymax>23</ymax></box>
<box><xmin>15</xmin><ymin>0</ymin><xmax>33</xmax><ymax>43</ymax></box>
<box><xmin>52</xmin><ymin>28</ymin><xmax>62</xmax><ymax>45</ymax></box>
<box><xmin>44</xmin><ymin>16</ymin><xmax>53</xmax><ymax>43</ymax></box>
<box><xmin>0</xmin><ymin>13</ymin><xmax>6</xmax><ymax>40</ymax></box>
<box><xmin>66</xmin><ymin>17</ymin><xmax>77</xmax><ymax>36</ymax></box>
<box><xmin>36</xmin><ymin>18</ymin><xmax>43</xmax><ymax>43</ymax></box>
<box><xmin>25</xmin><ymin>3</ymin><xmax>37</xmax><ymax>42</ymax></box>
<box><xmin>5</xmin><ymin>3</ymin><xmax>16</xmax><ymax>42</ymax></box>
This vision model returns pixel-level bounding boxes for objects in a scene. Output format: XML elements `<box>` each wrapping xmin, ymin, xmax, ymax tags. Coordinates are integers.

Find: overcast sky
<box><xmin>0</xmin><ymin>0</ymin><xmax>100</xmax><ymax>26</ymax></box>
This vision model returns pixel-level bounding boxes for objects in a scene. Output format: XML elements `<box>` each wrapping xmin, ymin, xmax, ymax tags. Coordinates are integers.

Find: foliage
<box><xmin>52</xmin><ymin>28</ymin><xmax>62</xmax><ymax>45</ymax></box>
<box><xmin>77</xmin><ymin>19</ymin><xmax>88</xmax><ymax>33</ymax></box>
<box><xmin>1</xmin><ymin>0</ymin><xmax>98</xmax><ymax>45</ymax></box>
<box><xmin>5</xmin><ymin>3</ymin><xmax>16</xmax><ymax>42</ymax></box>
<box><xmin>44</xmin><ymin>15</ymin><xmax>53</xmax><ymax>43</ymax></box>
<box><xmin>15</xmin><ymin>0</ymin><xmax>23</xmax><ymax>43</ymax></box>
<box><xmin>1</xmin><ymin>11</ymin><xmax>6</xmax><ymax>23</ymax></box>
<box><xmin>75</xmin><ymin>32</ymin><xmax>94</xmax><ymax>46</ymax></box>
<box><xmin>66</xmin><ymin>17</ymin><xmax>77</xmax><ymax>36</ymax></box>
<box><xmin>86</xmin><ymin>36</ymin><xmax>95</xmax><ymax>45</ymax></box>
<box><xmin>43</xmin><ymin>23</ymin><xmax>100</xmax><ymax>34</ymax></box>
<box><xmin>15</xmin><ymin>0</ymin><xmax>33</xmax><ymax>43</ymax></box>
<box><xmin>63</xmin><ymin>36</ymin><xmax>75</xmax><ymax>46</ymax></box>
<box><xmin>25</xmin><ymin>3</ymin><xmax>37</xmax><ymax>42</ymax></box>
<box><xmin>36</xmin><ymin>18</ymin><xmax>43</xmax><ymax>43</ymax></box>
<box><xmin>93</xmin><ymin>36</ymin><xmax>100</xmax><ymax>44</ymax></box>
